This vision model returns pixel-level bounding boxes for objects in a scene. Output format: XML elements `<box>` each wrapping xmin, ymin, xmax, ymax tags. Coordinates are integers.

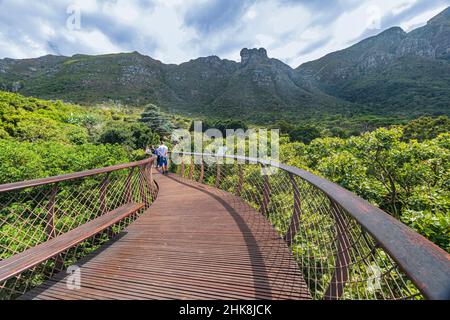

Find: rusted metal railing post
<box><xmin>199</xmin><ymin>160</ymin><xmax>205</xmax><ymax>184</ymax></box>
<box><xmin>124</xmin><ymin>167</ymin><xmax>135</xmax><ymax>203</ymax></box>
<box><xmin>145</xmin><ymin>162</ymin><xmax>156</xmax><ymax>202</ymax></box>
<box><xmin>236</xmin><ymin>164</ymin><xmax>244</xmax><ymax>197</ymax></box>
<box><xmin>324</xmin><ymin>201</ymin><xmax>351</xmax><ymax>300</ymax></box>
<box><xmin>46</xmin><ymin>184</ymin><xmax>64</xmax><ymax>270</ymax></box>
<box><xmin>189</xmin><ymin>157</ymin><xmax>194</xmax><ymax>181</ymax></box>
<box><xmin>260</xmin><ymin>166</ymin><xmax>271</xmax><ymax>217</ymax></box>
<box><xmin>149</xmin><ymin>163</ymin><xmax>156</xmax><ymax>200</ymax></box>
<box><xmin>139</xmin><ymin>166</ymin><xmax>148</xmax><ymax>206</ymax></box>
<box><xmin>285</xmin><ymin>173</ymin><xmax>302</xmax><ymax>246</ymax></box>
<box><xmin>181</xmin><ymin>160</ymin><xmax>185</xmax><ymax>178</ymax></box>
<box><xmin>99</xmin><ymin>173</ymin><xmax>111</xmax><ymax>216</ymax></box>
<box><xmin>100</xmin><ymin>173</ymin><xmax>113</xmax><ymax>237</ymax></box>
<box><xmin>215</xmin><ymin>163</ymin><xmax>222</xmax><ymax>188</ymax></box>
<box><xmin>46</xmin><ymin>184</ymin><xmax>59</xmax><ymax>239</ymax></box>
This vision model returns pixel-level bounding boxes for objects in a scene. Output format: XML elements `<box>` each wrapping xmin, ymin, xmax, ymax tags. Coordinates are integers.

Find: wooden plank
<box><xmin>21</xmin><ymin>172</ymin><xmax>311</xmax><ymax>300</ymax></box>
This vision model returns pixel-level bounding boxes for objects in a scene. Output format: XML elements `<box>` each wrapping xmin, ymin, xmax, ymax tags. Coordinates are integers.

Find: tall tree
<box><xmin>140</xmin><ymin>104</ymin><xmax>174</xmax><ymax>138</ymax></box>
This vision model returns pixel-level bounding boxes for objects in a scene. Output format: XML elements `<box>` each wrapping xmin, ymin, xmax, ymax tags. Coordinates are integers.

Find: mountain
<box><xmin>1</xmin><ymin>7</ymin><xmax>450</xmax><ymax>122</ymax></box>
<box><xmin>296</xmin><ymin>7</ymin><xmax>450</xmax><ymax>116</ymax></box>
<box><xmin>0</xmin><ymin>52</ymin><xmax>176</xmax><ymax>106</ymax></box>
<box><xmin>0</xmin><ymin>48</ymin><xmax>351</xmax><ymax>122</ymax></box>
<box><xmin>180</xmin><ymin>48</ymin><xmax>350</xmax><ymax>121</ymax></box>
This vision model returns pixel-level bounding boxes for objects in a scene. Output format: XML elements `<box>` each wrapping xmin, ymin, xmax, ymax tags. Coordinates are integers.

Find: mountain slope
<box><xmin>0</xmin><ymin>52</ymin><xmax>181</xmax><ymax>106</ymax></box>
<box><xmin>296</xmin><ymin>7</ymin><xmax>450</xmax><ymax>116</ymax></box>
<box><xmin>0</xmin><ymin>48</ymin><xmax>351</xmax><ymax>121</ymax></box>
<box><xmin>208</xmin><ymin>48</ymin><xmax>351</xmax><ymax>121</ymax></box>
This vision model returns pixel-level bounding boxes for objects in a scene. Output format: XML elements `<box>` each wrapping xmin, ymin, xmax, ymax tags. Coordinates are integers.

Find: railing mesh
<box><xmin>0</xmin><ymin>161</ymin><xmax>157</xmax><ymax>300</ymax></box>
<box><xmin>174</xmin><ymin>155</ymin><xmax>423</xmax><ymax>300</ymax></box>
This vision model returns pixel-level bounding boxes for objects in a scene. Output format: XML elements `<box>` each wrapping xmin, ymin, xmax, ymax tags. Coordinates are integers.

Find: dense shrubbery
<box><xmin>183</xmin><ymin>114</ymin><xmax>449</xmax><ymax>251</ymax></box>
<box><xmin>98</xmin><ymin>122</ymin><xmax>160</xmax><ymax>151</ymax></box>
<box><xmin>0</xmin><ymin>91</ymin><xmax>448</xmax><ymax>252</ymax></box>
<box><xmin>0</xmin><ymin>91</ymin><xmax>161</xmax><ymax>184</ymax></box>
<box><xmin>270</xmin><ymin>115</ymin><xmax>410</xmax><ymax>143</ymax></box>
<box><xmin>189</xmin><ymin>119</ymin><xmax>249</xmax><ymax>136</ymax></box>
<box><xmin>280</xmin><ymin>124</ymin><xmax>450</xmax><ymax>252</ymax></box>
<box><xmin>0</xmin><ymin>140</ymin><xmax>129</xmax><ymax>183</ymax></box>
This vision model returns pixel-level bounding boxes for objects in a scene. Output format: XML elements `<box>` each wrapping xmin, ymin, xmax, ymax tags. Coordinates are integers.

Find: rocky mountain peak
<box><xmin>240</xmin><ymin>48</ymin><xmax>269</xmax><ymax>65</ymax></box>
<box><xmin>379</xmin><ymin>26</ymin><xmax>406</xmax><ymax>37</ymax></box>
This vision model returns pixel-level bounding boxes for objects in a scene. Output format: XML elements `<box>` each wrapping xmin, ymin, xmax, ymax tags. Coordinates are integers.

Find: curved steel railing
<box><xmin>173</xmin><ymin>152</ymin><xmax>450</xmax><ymax>300</ymax></box>
<box><xmin>1</xmin><ymin>153</ymin><xmax>449</xmax><ymax>300</ymax></box>
<box><xmin>0</xmin><ymin>158</ymin><xmax>157</xmax><ymax>300</ymax></box>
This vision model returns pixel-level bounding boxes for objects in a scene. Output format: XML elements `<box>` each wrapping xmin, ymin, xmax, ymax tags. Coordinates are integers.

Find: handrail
<box><xmin>173</xmin><ymin>152</ymin><xmax>450</xmax><ymax>300</ymax></box>
<box><xmin>0</xmin><ymin>157</ymin><xmax>157</xmax><ymax>300</ymax></box>
<box><xmin>0</xmin><ymin>158</ymin><xmax>154</xmax><ymax>193</ymax></box>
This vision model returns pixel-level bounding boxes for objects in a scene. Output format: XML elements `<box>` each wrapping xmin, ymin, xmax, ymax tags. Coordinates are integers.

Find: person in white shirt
<box><xmin>156</xmin><ymin>141</ymin><xmax>169</xmax><ymax>175</ymax></box>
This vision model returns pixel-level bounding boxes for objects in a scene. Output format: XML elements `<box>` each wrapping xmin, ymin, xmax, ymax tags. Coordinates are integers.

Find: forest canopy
<box><xmin>0</xmin><ymin>91</ymin><xmax>448</xmax><ymax>252</ymax></box>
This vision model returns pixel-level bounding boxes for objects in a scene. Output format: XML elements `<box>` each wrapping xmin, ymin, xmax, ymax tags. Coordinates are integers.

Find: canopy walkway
<box><xmin>0</xmin><ymin>154</ymin><xmax>449</xmax><ymax>300</ymax></box>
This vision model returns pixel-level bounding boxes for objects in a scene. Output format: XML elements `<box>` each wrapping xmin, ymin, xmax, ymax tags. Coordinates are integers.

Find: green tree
<box><xmin>213</xmin><ymin>119</ymin><xmax>249</xmax><ymax>136</ymax></box>
<box><xmin>140</xmin><ymin>104</ymin><xmax>174</xmax><ymax>137</ymax></box>
<box><xmin>98</xmin><ymin>122</ymin><xmax>159</xmax><ymax>150</ymax></box>
<box><xmin>280</xmin><ymin>124</ymin><xmax>449</xmax><ymax>251</ymax></box>
<box><xmin>402</xmin><ymin>116</ymin><xmax>450</xmax><ymax>142</ymax></box>
<box><xmin>289</xmin><ymin>125</ymin><xmax>323</xmax><ymax>144</ymax></box>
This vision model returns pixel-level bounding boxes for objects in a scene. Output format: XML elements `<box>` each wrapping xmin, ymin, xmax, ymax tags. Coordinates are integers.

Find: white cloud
<box><xmin>392</xmin><ymin>0</ymin><xmax>418</xmax><ymax>15</ymax></box>
<box><xmin>62</xmin><ymin>29</ymin><xmax>123</xmax><ymax>55</ymax></box>
<box><xmin>400</xmin><ymin>5</ymin><xmax>449</xmax><ymax>30</ymax></box>
<box><xmin>0</xmin><ymin>0</ymin><xmax>448</xmax><ymax>66</ymax></box>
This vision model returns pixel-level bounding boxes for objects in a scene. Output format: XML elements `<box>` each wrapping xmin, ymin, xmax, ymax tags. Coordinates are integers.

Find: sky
<box><xmin>0</xmin><ymin>0</ymin><xmax>449</xmax><ymax>67</ymax></box>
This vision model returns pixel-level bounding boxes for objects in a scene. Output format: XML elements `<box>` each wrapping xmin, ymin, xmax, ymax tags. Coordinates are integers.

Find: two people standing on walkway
<box><xmin>156</xmin><ymin>141</ymin><xmax>169</xmax><ymax>175</ymax></box>
<box><xmin>145</xmin><ymin>142</ymin><xmax>169</xmax><ymax>175</ymax></box>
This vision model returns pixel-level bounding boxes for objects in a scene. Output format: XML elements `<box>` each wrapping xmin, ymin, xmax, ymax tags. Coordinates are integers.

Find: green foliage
<box><xmin>0</xmin><ymin>91</ymin><xmax>166</xmax><ymax>183</ymax></box>
<box><xmin>189</xmin><ymin>119</ymin><xmax>249</xmax><ymax>135</ymax></box>
<box><xmin>402</xmin><ymin>116</ymin><xmax>450</xmax><ymax>142</ymax></box>
<box><xmin>0</xmin><ymin>91</ymin><xmax>448</xmax><ymax>260</ymax></box>
<box><xmin>98</xmin><ymin>121</ymin><xmax>160</xmax><ymax>150</ymax></box>
<box><xmin>0</xmin><ymin>91</ymin><xmax>90</xmax><ymax>144</ymax></box>
<box><xmin>0</xmin><ymin>139</ymin><xmax>129</xmax><ymax>184</ymax></box>
<box><xmin>281</xmin><ymin>123</ymin><xmax>450</xmax><ymax>252</ymax></box>
<box><xmin>140</xmin><ymin>104</ymin><xmax>174</xmax><ymax>138</ymax></box>
<box><xmin>289</xmin><ymin>125</ymin><xmax>323</xmax><ymax>144</ymax></box>
<box><xmin>402</xmin><ymin>210</ymin><xmax>450</xmax><ymax>252</ymax></box>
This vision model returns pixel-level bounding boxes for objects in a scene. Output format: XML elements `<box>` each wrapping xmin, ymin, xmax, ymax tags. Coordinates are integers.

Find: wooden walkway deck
<box><xmin>21</xmin><ymin>173</ymin><xmax>311</xmax><ymax>300</ymax></box>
